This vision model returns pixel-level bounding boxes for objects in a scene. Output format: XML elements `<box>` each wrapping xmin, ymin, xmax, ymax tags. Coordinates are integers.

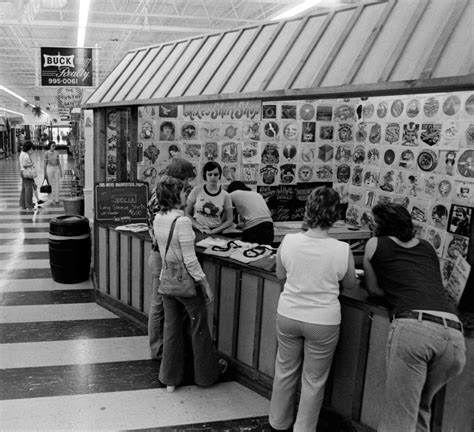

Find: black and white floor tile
<box><xmin>0</xmin><ymin>150</ymin><xmax>270</xmax><ymax>431</ymax></box>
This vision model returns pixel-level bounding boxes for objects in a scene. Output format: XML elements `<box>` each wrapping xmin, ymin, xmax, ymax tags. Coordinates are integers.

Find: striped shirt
<box><xmin>153</xmin><ymin>209</ymin><xmax>205</xmax><ymax>282</ymax></box>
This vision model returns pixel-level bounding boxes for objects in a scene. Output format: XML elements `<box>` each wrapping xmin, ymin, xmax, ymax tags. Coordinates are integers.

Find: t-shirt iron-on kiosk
<box><xmin>84</xmin><ymin>1</ymin><xmax>474</xmax><ymax>430</ymax></box>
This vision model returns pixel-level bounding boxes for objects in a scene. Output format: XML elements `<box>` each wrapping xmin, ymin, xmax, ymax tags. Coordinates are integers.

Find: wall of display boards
<box><xmin>104</xmin><ymin>91</ymin><xmax>473</xmax><ymax>304</ymax></box>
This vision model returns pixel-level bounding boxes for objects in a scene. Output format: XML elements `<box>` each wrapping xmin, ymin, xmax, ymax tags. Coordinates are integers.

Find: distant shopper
<box><xmin>185</xmin><ymin>161</ymin><xmax>233</xmax><ymax>240</ymax></box>
<box><xmin>44</xmin><ymin>141</ymin><xmax>63</xmax><ymax>205</ymax></box>
<box><xmin>227</xmin><ymin>181</ymin><xmax>274</xmax><ymax>245</ymax></box>
<box><xmin>269</xmin><ymin>186</ymin><xmax>357</xmax><ymax>431</ymax></box>
<box><xmin>153</xmin><ymin>175</ymin><xmax>226</xmax><ymax>392</ymax></box>
<box><xmin>19</xmin><ymin>141</ymin><xmax>44</xmax><ymax>211</ymax></box>
<box><xmin>146</xmin><ymin>158</ymin><xmax>195</xmax><ymax>367</ymax></box>
<box><xmin>363</xmin><ymin>203</ymin><xmax>466</xmax><ymax>432</ymax></box>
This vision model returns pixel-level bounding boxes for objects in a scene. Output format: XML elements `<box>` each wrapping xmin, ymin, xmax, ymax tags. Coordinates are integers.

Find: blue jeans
<box><xmin>269</xmin><ymin>314</ymin><xmax>340</xmax><ymax>432</ymax></box>
<box><xmin>159</xmin><ymin>292</ymin><xmax>220</xmax><ymax>387</ymax></box>
<box><xmin>379</xmin><ymin>318</ymin><xmax>466</xmax><ymax>432</ymax></box>
<box><xmin>148</xmin><ymin>250</ymin><xmax>163</xmax><ymax>361</ymax></box>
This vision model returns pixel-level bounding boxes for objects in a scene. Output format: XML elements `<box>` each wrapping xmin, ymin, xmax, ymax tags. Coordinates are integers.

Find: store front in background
<box><xmin>84</xmin><ymin>1</ymin><xmax>473</xmax><ymax>429</ymax></box>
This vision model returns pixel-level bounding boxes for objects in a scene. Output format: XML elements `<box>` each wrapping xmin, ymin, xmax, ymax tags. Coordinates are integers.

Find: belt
<box><xmin>393</xmin><ymin>311</ymin><xmax>463</xmax><ymax>332</ymax></box>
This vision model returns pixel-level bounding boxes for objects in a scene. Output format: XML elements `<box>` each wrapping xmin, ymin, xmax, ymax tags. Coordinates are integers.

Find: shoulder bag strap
<box><xmin>164</xmin><ymin>217</ymin><xmax>180</xmax><ymax>261</ymax></box>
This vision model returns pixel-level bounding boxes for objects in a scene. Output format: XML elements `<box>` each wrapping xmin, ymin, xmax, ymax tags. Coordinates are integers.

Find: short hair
<box><xmin>49</xmin><ymin>141</ymin><xmax>56</xmax><ymax>149</ymax></box>
<box><xmin>371</xmin><ymin>203</ymin><xmax>414</xmax><ymax>242</ymax></box>
<box><xmin>227</xmin><ymin>181</ymin><xmax>250</xmax><ymax>193</ymax></box>
<box><xmin>165</xmin><ymin>158</ymin><xmax>195</xmax><ymax>181</ymax></box>
<box><xmin>304</xmin><ymin>186</ymin><xmax>340</xmax><ymax>229</ymax></box>
<box><xmin>155</xmin><ymin>175</ymin><xmax>184</xmax><ymax>212</ymax></box>
<box><xmin>202</xmin><ymin>160</ymin><xmax>222</xmax><ymax>180</ymax></box>
<box><xmin>23</xmin><ymin>141</ymin><xmax>33</xmax><ymax>152</ymax></box>
<box><xmin>160</xmin><ymin>121</ymin><xmax>174</xmax><ymax>131</ymax></box>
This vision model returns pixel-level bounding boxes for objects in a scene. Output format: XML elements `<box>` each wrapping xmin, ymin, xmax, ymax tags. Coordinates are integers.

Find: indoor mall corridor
<box><xmin>0</xmin><ymin>150</ymin><xmax>270</xmax><ymax>431</ymax></box>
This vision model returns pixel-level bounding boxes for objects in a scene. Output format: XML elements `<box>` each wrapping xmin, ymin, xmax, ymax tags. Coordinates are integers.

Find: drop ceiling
<box><xmin>0</xmin><ymin>0</ymin><xmax>362</xmax><ymax>123</ymax></box>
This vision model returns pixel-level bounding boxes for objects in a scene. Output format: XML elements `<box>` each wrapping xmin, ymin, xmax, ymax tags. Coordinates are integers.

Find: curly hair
<box><xmin>304</xmin><ymin>186</ymin><xmax>340</xmax><ymax>229</ymax></box>
<box><xmin>371</xmin><ymin>203</ymin><xmax>414</xmax><ymax>242</ymax></box>
<box><xmin>202</xmin><ymin>160</ymin><xmax>222</xmax><ymax>180</ymax></box>
<box><xmin>155</xmin><ymin>175</ymin><xmax>185</xmax><ymax>212</ymax></box>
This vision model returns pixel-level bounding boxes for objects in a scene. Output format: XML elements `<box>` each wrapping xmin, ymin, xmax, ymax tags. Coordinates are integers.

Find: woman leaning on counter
<box><xmin>269</xmin><ymin>186</ymin><xmax>357</xmax><ymax>432</ymax></box>
<box><xmin>363</xmin><ymin>203</ymin><xmax>466</xmax><ymax>432</ymax></box>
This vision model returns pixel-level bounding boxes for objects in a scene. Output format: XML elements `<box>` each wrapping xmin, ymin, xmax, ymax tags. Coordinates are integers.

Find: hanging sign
<box><xmin>40</xmin><ymin>47</ymin><xmax>93</xmax><ymax>87</ymax></box>
<box><xmin>183</xmin><ymin>101</ymin><xmax>261</xmax><ymax>121</ymax></box>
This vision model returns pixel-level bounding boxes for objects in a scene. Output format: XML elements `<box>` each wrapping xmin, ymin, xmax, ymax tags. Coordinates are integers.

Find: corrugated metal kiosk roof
<box><xmin>85</xmin><ymin>0</ymin><xmax>474</xmax><ymax>108</ymax></box>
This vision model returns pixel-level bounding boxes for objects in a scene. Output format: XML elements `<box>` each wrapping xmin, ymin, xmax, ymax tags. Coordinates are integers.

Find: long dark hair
<box><xmin>372</xmin><ymin>203</ymin><xmax>414</xmax><ymax>242</ymax></box>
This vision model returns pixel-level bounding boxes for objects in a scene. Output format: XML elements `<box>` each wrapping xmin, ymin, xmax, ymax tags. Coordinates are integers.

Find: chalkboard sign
<box><xmin>95</xmin><ymin>182</ymin><xmax>149</xmax><ymax>222</ymax></box>
<box><xmin>257</xmin><ymin>182</ymin><xmax>332</xmax><ymax>222</ymax></box>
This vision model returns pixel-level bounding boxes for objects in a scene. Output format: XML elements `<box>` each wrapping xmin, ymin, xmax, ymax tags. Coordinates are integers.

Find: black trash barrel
<box><xmin>49</xmin><ymin>215</ymin><xmax>91</xmax><ymax>284</ymax></box>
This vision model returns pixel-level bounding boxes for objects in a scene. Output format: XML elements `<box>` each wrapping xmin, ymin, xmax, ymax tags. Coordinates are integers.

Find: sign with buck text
<box><xmin>40</xmin><ymin>47</ymin><xmax>93</xmax><ymax>87</ymax></box>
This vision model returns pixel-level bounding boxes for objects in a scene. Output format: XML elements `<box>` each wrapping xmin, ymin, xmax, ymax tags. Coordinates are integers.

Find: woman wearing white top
<box><xmin>44</xmin><ymin>141</ymin><xmax>63</xmax><ymax>205</ymax></box>
<box><xmin>269</xmin><ymin>186</ymin><xmax>357</xmax><ymax>432</ymax></box>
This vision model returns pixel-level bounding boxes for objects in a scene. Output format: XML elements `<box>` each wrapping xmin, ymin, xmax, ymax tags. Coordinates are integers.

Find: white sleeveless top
<box><xmin>277</xmin><ymin>232</ymin><xmax>349</xmax><ymax>325</ymax></box>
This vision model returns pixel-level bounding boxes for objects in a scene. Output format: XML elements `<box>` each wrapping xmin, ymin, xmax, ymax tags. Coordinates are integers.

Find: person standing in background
<box><xmin>269</xmin><ymin>186</ymin><xmax>357</xmax><ymax>431</ymax></box>
<box><xmin>44</xmin><ymin>141</ymin><xmax>63</xmax><ymax>205</ymax></box>
<box><xmin>363</xmin><ymin>203</ymin><xmax>466</xmax><ymax>432</ymax></box>
<box><xmin>19</xmin><ymin>141</ymin><xmax>44</xmax><ymax>211</ymax></box>
<box><xmin>146</xmin><ymin>158</ymin><xmax>196</xmax><ymax>370</ymax></box>
<box><xmin>226</xmin><ymin>180</ymin><xmax>274</xmax><ymax>245</ymax></box>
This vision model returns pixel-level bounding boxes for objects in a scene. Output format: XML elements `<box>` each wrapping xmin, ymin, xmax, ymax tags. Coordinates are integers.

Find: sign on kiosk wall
<box><xmin>40</xmin><ymin>47</ymin><xmax>93</xmax><ymax>87</ymax></box>
<box><xmin>95</xmin><ymin>182</ymin><xmax>149</xmax><ymax>223</ymax></box>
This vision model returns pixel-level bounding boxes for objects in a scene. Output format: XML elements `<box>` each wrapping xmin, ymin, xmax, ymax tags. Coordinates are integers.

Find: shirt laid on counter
<box><xmin>277</xmin><ymin>232</ymin><xmax>349</xmax><ymax>325</ymax></box>
<box><xmin>153</xmin><ymin>209</ymin><xmax>206</xmax><ymax>282</ymax></box>
<box><xmin>229</xmin><ymin>189</ymin><xmax>273</xmax><ymax>230</ymax></box>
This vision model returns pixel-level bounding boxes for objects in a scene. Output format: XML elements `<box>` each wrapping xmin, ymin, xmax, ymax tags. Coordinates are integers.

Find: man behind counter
<box><xmin>227</xmin><ymin>181</ymin><xmax>274</xmax><ymax>245</ymax></box>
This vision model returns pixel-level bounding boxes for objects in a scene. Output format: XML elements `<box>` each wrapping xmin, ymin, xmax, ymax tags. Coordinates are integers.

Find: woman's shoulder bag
<box><xmin>158</xmin><ymin>216</ymin><xmax>197</xmax><ymax>297</ymax></box>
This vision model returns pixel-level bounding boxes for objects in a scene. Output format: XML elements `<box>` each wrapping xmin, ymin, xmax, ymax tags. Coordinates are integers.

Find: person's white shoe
<box><xmin>166</xmin><ymin>386</ymin><xmax>175</xmax><ymax>393</ymax></box>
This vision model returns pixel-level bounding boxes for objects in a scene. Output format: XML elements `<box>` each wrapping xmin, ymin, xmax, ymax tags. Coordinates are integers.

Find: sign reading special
<box><xmin>40</xmin><ymin>47</ymin><xmax>93</xmax><ymax>87</ymax></box>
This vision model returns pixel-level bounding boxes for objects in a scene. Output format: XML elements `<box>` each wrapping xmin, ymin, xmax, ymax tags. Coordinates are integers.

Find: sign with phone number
<box><xmin>40</xmin><ymin>47</ymin><xmax>93</xmax><ymax>87</ymax></box>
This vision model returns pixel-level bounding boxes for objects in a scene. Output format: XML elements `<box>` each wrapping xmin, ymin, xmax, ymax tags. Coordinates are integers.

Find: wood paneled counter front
<box><xmin>94</xmin><ymin>222</ymin><xmax>473</xmax><ymax>432</ymax></box>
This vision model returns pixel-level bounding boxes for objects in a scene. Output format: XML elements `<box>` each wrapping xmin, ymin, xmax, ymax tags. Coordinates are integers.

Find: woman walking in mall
<box><xmin>44</xmin><ymin>141</ymin><xmax>63</xmax><ymax>205</ymax></box>
<box><xmin>269</xmin><ymin>186</ymin><xmax>357</xmax><ymax>432</ymax></box>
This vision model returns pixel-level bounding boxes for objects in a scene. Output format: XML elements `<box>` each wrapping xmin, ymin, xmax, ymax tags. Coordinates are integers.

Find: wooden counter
<box><xmin>93</xmin><ymin>223</ymin><xmax>473</xmax><ymax>432</ymax></box>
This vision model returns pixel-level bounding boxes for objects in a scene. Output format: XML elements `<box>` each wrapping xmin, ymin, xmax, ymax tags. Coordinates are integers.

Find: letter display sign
<box><xmin>40</xmin><ymin>47</ymin><xmax>93</xmax><ymax>87</ymax></box>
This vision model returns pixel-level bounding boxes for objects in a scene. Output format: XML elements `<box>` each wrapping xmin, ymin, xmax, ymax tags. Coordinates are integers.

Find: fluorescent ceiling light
<box><xmin>272</xmin><ymin>0</ymin><xmax>323</xmax><ymax>20</ymax></box>
<box><xmin>77</xmin><ymin>0</ymin><xmax>91</xmax><ymax>47</ymax></box>
<box><xmin>0</xmin><ymin>85</ymin><xmax>28</xmax><ymax>103</ymax></box>
<box><xmin>0</xmin><ymin>108</ymin><xmax>24</xmax><ymax>116</ymax></box>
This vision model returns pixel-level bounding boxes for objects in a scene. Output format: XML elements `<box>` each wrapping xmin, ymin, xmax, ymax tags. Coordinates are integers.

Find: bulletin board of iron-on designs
<box><xmin>129</xmin><ymin>92</ymin><xmax>473</xmax><ymax>280</ymax></box>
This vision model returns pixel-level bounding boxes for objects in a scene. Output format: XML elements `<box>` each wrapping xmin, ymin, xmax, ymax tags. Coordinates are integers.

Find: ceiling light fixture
<box><xmin>0</xmin><ymin>85</ymin><xmax>28</xmax><ymax>103</ymax></box>
<box><xmin>77</xmin><ymin>0</ymin><xmax>91</xmax><ymax>48</ymax></box>
<box><xmin>272</xmin><ymin>0</ymin><xmax>323</xmax><ymax>20</ymax></box>
<box><xmin>0</xmin><ymin>108</ymin><xmax>25</xmax><ymax>117</ymax></box>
